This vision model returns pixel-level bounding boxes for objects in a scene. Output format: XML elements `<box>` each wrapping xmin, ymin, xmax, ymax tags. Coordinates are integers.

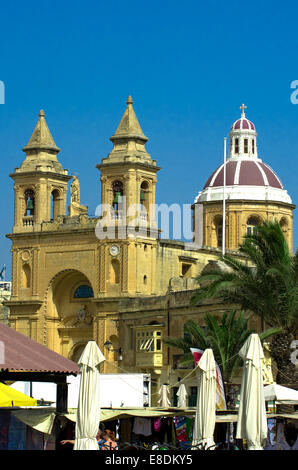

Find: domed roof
<box><xmin>203</xmin><ymin>160</ymin><xmax>283</xmax><ymax>190</ymax></box>
<box><xmin>196</xmin><ymin>158</ymin><xmax>291</xmax><ymax>204</ymax></box>
<box><xmin>232</xmin><ymin>117</ymin><xmax>255</xmax><ymax>131</ymax></box>
<box><xmin>231</xmin><ymin>104</ymin><xmax>256</xmax><ymax>132</ymax></box>
<box><xmin>195</xmin><ymin>105</ymin><xmax>292</xmax><ymax>205</ymax></box>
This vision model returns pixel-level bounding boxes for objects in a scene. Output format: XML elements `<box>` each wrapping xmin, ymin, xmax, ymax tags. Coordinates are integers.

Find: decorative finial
<box><xmin>240</xmin><ymin>103</ymin><xmax>247</xmax><ymax>117</ymax></box>
<box><xmin>126</xmin><ymin>96</ymin><xmax>133</xmax><ymax>105</ymax></box>
<box><xmin>39</xmin><ymin>109</ymin><xmax>45</xmax><ymax>117</ymax></box>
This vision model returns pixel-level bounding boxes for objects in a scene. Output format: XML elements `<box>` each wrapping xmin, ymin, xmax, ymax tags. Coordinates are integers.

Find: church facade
<box><xmin>5</xmin><ymin>98</ymin><xmax>294</xmax><ymax>403</ymax></box>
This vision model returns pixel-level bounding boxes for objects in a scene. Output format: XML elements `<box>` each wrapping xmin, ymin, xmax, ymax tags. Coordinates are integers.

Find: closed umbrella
<box><xmin>176</xmin><ymin>383</ymin><xmax>188</xmax><ymax>408</ymax></box>
<box><xmin>192</xmin><ymin>349</ymin><xmax>216</xmax><ymax>450</ymax></box>
<box><xmin>158</xmin><ymin>384</ymin><xmax>171</xmax><ymax>407</ymax></box>
<box><xmin>236</xmin><ymin>334</ymin><xmax>267</xmax><ymax>450</ymax></box>
<box><xmin>73</xmin><ymin>341</ymin><xmax>105</xmax><ymax>450</ymax></box>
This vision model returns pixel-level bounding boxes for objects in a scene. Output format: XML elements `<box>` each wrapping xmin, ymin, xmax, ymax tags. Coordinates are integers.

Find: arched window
<box><xmin>246</xmin><ymin>216</ymin><xmax>260</xmax><ymax>236</ymax></box>
<box><xmin>22</xmin><ymin>264</ymin><xmax>31</xmax><ymax>288</ymax></box>
<box><xmin>110</xmin><ymin>259</ymin><xmax>120</xmax><ymax>284</ymax></box>
<box><xmin>112</xmin><ymin>181</ymin><xmax>124</xmax><ymax>212</ymax></box>
<box><xmin>51</xmin><ymin>189</ymin><xmax>60</xmax><ymax>220</ymax></box>
<box><xmin>234</xmin><ymin>138</ymin><xmax>239</xmax><ymax>154</ymax></box>
<box><xmin>252</xmin><ymin>139</ymin><xmax>255</xmax><ymax>154</ymax></box>
<box><xmin>213</xmin><ymin>215</ymin><xmax>223</xmax><ymax>248</ymax></box>
<box><xmin>71</xmin><ymin>343</ymin><xmax>87</xmax><ymax>363</ymax></box>
<box><xmin>280</xmin><ymin>217</ymin><xmax>288</xmax><ymax>234</ymax></box>
<box><xmin>279</xmin><ymin>217</ymin><xmax>289</xmax><ymax>246</ymax></box>
<box><xmin>140</xmin><ymin>181</ymin><xmax>149</xmax><ymax>205</ymax></box>
<box><xmin>217</xmin><ymin>225</ymin><xmax>223</xmax><ymax>248</ymax></box>
<box><xmin>140</xmin><ymin>181</ymin><xmax>149</xmax><ymax>220</ymax></box>
<box><xmin>244</xmin><ymin>138</ymin><xmax>248</xmax><ymax>153</ymax></box>
<box><xmin>24</xmin><ymin>189</ymin><xmax>35</xmax><ymax>216</ymax></box>
<box><xmin>73</xmin><ymin>285</ymin><xmax>94</xmax><ymax>298</ymax></box>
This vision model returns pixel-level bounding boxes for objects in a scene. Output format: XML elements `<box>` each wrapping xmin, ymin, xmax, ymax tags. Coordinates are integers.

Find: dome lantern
<box><xmin>229</xmin><ymin>104</ymin><xmax>258</xmax><ymax>160</ymax></box>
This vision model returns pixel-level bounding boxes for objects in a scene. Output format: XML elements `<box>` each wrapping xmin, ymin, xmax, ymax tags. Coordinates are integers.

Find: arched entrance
<box><xmin>45</xmin><ymin>269</ymin><xmax>95</xmax><ymax>361</ymax></box>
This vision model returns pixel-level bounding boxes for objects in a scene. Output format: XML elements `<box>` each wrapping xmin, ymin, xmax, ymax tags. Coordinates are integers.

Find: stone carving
<box><xmin>69</xmin><ymin>176</ymin><xmax>88</xmax><ymax>217</ymax></box>
<box><xmin>70</xmin><ymin>176</ymin><xmax>80</xmax><ymax>204</ymax></box>
<box><xmin>61</xmin><ymin>305</ymin><xmax>92</xmax><ymax>328</ymax></box>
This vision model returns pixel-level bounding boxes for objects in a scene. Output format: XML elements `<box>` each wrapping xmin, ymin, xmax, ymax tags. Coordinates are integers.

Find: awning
<box><xmin>0</xmin><ymin>382</ymin><xmax>37</xmax><ymax>407</ymax></box>
<box><xmin>264</xmin><ymin>383</ymin><xmax>298</xmax><ymax>404</ymax></box>
<box><xmin>64</xmin><ymin>407</ymin><xmax>197</xmax><ymax>423</ymax></box>
<box><xmin>1</xmin><ymin>407</ymin><xmax>297</xmax><ymax>437</ymax></box>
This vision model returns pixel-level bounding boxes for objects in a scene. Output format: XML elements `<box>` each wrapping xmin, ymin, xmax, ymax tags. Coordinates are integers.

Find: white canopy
<box><xmin>264</xmin><ymin>383</ymin><xmax>298</xmax><ymax>404</ymax></box>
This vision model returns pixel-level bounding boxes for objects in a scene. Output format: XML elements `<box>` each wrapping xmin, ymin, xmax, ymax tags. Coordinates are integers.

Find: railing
<box><xmin>23</xmin><ymin>216</ymin><xmax>34</xmax><ymax>227</ymax></box>
<box><xmin>111</xmin><ymin>211</ymin><xmax>123</xmax><ymax>221</ymax></box>
<box><xmin>139</xmin><ymin>212</ymin><xmax>148</xmax><ymax>221</ymax></box>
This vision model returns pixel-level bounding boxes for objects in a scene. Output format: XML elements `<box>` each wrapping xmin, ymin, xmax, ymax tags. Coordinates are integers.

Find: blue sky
<box><xmin>1</xmin><ymin>0</ymin><xmax>298</xmax><ymax>279</ymax></box>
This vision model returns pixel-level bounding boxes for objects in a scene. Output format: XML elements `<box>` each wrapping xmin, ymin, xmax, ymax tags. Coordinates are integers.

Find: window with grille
<box><xmin>246</xmin><ymin>216</ymin><xmax>259</xmax><ymax>236</ymax></box>
<box><xmin>136</xmin><ymin>330</ymin><xmax>162</xmax><ymax>352</ymax></box>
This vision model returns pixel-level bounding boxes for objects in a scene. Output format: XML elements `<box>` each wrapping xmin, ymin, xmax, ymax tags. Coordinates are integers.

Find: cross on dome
<box><xmin>240</xmin><ymin>103</ymin><xmax>247</xmax><ymax>117</ymax></box>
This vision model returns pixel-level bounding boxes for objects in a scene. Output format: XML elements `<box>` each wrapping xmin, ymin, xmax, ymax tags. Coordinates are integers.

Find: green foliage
<box><xmin>165</xmin><ymin>310</ymin><xmax>276</xmax><ymax>383</ymax></box>
<box><xmin>191</xmin><ymin>220</ymin><xmax>298</xmax><ymax>335</ymax></box>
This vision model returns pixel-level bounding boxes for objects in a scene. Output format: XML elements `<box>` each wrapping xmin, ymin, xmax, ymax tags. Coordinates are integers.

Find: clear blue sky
<box><xmin>1</xmin><ymin>0</ymin><xmax>298</xmax><ymax>279</ymax></box>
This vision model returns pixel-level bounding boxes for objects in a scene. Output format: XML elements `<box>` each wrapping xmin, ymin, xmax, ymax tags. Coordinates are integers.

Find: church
<box><xmin>5</xmin><ymin>98</ymin><xmax>295</xmax><ymax>403</ymax></box>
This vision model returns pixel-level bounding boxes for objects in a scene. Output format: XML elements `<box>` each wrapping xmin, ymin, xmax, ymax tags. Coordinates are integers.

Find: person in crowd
<box><xmin>61</xmin><ymin>427</ymin><xmax>105</xmax><ymax>448</ymax></box>
<box><xmin>100</xmin><ymin>430</ymin><xmax>117</xmax><ymax>450</ymax></box>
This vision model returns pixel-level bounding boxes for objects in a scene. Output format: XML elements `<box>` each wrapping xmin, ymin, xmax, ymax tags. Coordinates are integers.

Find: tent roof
<box><xmin>0</xmin><ymin>322</ymin><xmax>80</xmax><ymax>375</ymax></box>
<box><xmin>264</xmin><ymin>383</ymin><xmax>298</xmax><ymax>403</ymax></box>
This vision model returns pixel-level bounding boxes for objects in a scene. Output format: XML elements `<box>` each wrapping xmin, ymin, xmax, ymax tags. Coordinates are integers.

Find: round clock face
<box><xmin>110</xmin><ymin>245</ymin><xmax>119</xmax><ymax>256</ymax></box>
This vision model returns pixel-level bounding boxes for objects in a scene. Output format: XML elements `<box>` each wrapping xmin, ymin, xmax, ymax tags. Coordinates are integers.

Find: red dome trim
<box><xmin>203</xmin><ymin>160</ymin><xmax>283</xmax><ymax>190</ymax></box>
<box><xmin>259</xmin><ymin>163</ymin><xmax>282</xmax><ymax>189</ymax></box>
<box><xmin>233</xmin><ymin>118</ymin><xmax>255</xmax><ymax>131</ymax></box>
<box><xmin>238</xmin><ymin>161</ymin><xmax>264</xmax><ymax>186</ymax></box>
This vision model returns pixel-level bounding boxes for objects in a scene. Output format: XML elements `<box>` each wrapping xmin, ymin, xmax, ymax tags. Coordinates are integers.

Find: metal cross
<box><xmin>240</xmin><ymin>103</ymin><xmax>247</xmax><ymax>116</ymax></box>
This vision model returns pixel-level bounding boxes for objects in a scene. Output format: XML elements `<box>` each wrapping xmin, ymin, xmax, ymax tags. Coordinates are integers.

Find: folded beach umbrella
<box><xmin>192</xmin><ymin>349</ymin><xmax>217</xmax><ymax>450</ymax></box>
<box><xmin>236</xmin><ymin>334</ymin><xmax>267</xmax><ymax>450</ymax></box>
<box><xmin>73</xmin><ymin>341</ymin><xmax>105</xmax><ymax>450</ymax></box>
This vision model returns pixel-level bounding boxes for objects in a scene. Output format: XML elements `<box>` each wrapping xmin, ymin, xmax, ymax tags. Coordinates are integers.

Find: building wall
<box><xmin>5</xmin><ymin>103</ymin><xmax>294</xmax><ymax>394</ymax></box>
<box><xmin>202</xmin><ymin>200</ymin><xmax>294</xmax><ymax>251</ymax></box>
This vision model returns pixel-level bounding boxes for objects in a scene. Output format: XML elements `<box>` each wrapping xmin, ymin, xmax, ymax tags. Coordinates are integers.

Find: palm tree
<box><xmin>191</xmin><ymin>220</ymin><xmax>298</xmax><ymax>386</ymax></box>
<box><xmin>165</xmin><ymin>310</ymin><xmax>276</xmax><ymax>402</ymax></box>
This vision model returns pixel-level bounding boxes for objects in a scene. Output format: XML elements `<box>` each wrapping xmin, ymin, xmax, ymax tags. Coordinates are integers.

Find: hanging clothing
<box><xmin>186</xmin><ymin>418</ymin><xmax>194</xmax><ymax>442</ymax></box>
<box><xmin>264</xmin><ymin>418</ymin><xmax>276</xmax><ymax>450</ymax></box>
<box><xmin>153</xmin><ymin>418</ymin><xmax>161</xmax><ymax>432</ymax></box>
<box><xmin>176</xmin><ymin>384</ymin><xmax>188</xmax><ymax>408</ymax></box>
<box><xmin>174</xmin><ymin>416</ymin><xmax>187</xmax><ymax>443</ymax></box>
<box><xmin>158</xmin><ymin>385</ymin><xmax>171</xmax><ymax>407</ymax></box>
<box><xmin>159</xmin><ymin>418</ymin><xmax>176</xmax><ymax>444</ymax></box>
<box><xmin>132</xmin><ymin>418</ymin><xmax>152</xmax><ymax>437</ymax></box>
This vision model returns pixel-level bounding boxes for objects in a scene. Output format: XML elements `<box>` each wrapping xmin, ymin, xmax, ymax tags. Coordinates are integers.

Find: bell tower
<box><xmin>10</xmin><ymin>110</ymin><xmax>71</xmax><ymax>233</ymax></box>
<box><xmin>96</xmin><ymin>96</ymin><xmax>160</xmax><ymax>238</ymax></box>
